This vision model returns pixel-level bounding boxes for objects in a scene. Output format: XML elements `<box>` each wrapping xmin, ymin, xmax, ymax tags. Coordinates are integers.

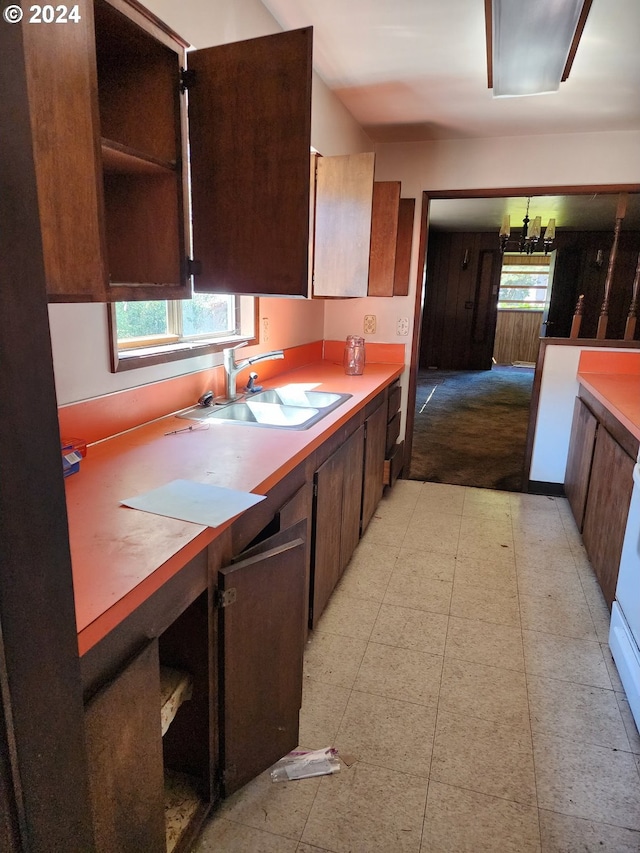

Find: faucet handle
<box><xmin>230</xmin><ymin>341</ymin><xmax>248</xmax><ymax>351</ymax></box>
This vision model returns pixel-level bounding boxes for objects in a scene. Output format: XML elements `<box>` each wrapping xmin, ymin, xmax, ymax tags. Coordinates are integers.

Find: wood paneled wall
<box><xmin>493</xmin><ymin>311</ymin><xmax>543</xmax><ymax>365</ymax></box>
<box><xmin>547</xmin><ymin>231</ymin><xmax>640</xmax><ymax>339</ymax></box>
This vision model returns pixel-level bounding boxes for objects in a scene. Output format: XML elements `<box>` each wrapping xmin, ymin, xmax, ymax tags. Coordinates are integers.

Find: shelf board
<box><xmin>160</xmin><ymin>666</ymin><xmax>193</xmax><ymax>736</ymax></box>
<box><xmin>101</xmin><ymin>138</ymin><xmax>177</xmax><ymax>175</ymax></box>
<box><xmin>164</xmin><ymin>769</ymin><xmax>203</xmax><ymax>853</ymax></box>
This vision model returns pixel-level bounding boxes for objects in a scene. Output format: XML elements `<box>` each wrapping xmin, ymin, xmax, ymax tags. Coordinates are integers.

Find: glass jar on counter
<box><xmin>343</xmin><ymin>335</ymin><xmax>366</xmax><ymax>375</ymax></box>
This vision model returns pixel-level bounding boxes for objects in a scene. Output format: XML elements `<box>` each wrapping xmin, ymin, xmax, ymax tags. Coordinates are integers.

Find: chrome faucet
<box><xmin>222</xmin><ymin>342</ymin><xmax>284</xmax><ymax>401</ymax></box>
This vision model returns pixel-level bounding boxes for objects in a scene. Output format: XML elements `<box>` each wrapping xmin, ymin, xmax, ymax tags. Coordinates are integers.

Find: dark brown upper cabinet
<box><xmin>22</xmin><ymin>0</ymin><xmax>312</xmax><ymax>302</ymax></box>
<box><xmin>393</xmin><ymin>198</ymin><xmax>416</xmax><ymax>296</ymax></box>
<box><xmin>367</xmin><ymin>181</ymin><xmax>401</xmax><ymax>297</ymax></box>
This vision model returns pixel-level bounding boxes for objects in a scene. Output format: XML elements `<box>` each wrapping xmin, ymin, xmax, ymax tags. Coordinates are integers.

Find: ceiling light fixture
<box><xmin>486</xmin><ymin>0</ymin><xmax>593</xmax><ymax>97</ymax></box>
<box><xmin>499</xmin><ymin>198</ymin><xmax>556</xmax><ymax>255</ymax></box>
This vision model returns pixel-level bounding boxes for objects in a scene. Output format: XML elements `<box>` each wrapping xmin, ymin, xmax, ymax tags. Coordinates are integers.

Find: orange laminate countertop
<box><xmin>577</xmin><ymin>372</ymin><xmax>640</xmax><ymax>443</ymax></box>
<box><xmin>67</xmin><ymin>360</ymin><xmax>403</xmax><ymax>655</ymax></box>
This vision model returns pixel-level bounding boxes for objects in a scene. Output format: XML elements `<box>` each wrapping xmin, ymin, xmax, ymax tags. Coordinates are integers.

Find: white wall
<box><xmin>325</xmin><ymin>130</ymin><xmax>640</xmax><ymax>357</ymax></box>
<box><xmin>49</xmin><ymin>0</ymin><xmax>371</xmax><ymax>406</ymax></box>
<box><xmin>530</xmin><ymin>344</ymin><xmax>635</xmax><ymax>484</ymax></box>
<box><xmin>322</xmin><ymin>130</ymin><xmax>640</xmax><ymax>435</ymax></box>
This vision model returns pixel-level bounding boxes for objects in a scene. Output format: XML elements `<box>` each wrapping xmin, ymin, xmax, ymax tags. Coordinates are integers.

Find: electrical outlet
<box><xmin>364</xmin><ymin>314</ymin><xmax>376</xmax><ymax>334</ymax></box>
<box><xmin>262</xmin><ymin>317</ymin><xmax>270</xmax><ymax>342</ymax></box>
<box><xmin>397</xmin><ymin>317</ymin><xmax>409</xmax><ymax>336</ymax></box>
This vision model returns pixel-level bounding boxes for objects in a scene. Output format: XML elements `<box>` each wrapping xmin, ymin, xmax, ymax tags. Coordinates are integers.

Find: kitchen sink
<box><xmin>177</xmin><ymin>385</ymin><xmax>352</xmax><ymax>430</ymax></box>
<box><xmin>248</xmin><ymin>388</ymin><xmax>348</xmax><ymax>409</ymax></box>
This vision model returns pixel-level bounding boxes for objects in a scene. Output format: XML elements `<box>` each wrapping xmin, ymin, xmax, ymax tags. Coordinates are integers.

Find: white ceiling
<box><xmin>261</xmin><ymin>0</ymin><xmax>640</xmax><ymax>231</ymax></box>
<box><xmin>262</xmin><ymin>0</ymin><xmax>640</xmax><ymax>143</ymax></box>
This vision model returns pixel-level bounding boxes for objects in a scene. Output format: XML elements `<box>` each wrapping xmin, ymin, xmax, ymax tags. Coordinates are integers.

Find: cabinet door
<box><xmin>362</xmin><ymin>399</ymin><xmax>388</xmax><ymax>532</ymax></box>
<box><xmin>564</xmin><ymin>397</ymin><xmax>598</xmax><ymax>530</ymax></box>
<box><xmin>368</xmin><ymin>182</ymin><xmax>401</xmax><ymax>297</ymax></box>
<box><xmin>218</xmin><ymin>522</ymin><xmax>306</xmax><ymax>795</ymax></box>
<box><xmin>189</xmin><ymin>29</ymin><xmax>312</xmax><ymax>297</ymax></box>
<box><xmin>312</xmin><ymin>449</ymin><xmax>345</xmax><ymax>626</ymax></box>
<box><xmin>340</xmin><ymin>425</ymin><xmax>365</xmax><ymax>572</ymax></box>
<box><xmin>278</xmin><ymin>483</ymin><xmax>314</xmax><ymax>637</ymax></box>
<box><xmin>313</xmin><ymin>153</ymin><xmax>375</xmax><ymax>297</ymax></box>
<box><xmin>22</xmin><ymin>4</ymin><xmax>108</xmax><ymax>301</ymax></box>
<box><xmin>582</xmin><ymin>427</ymin><xmax>635</xmax><ymax>609</ymax></box>
<box><xmin>84</xmin><ymin>642</ymin><xmax>165</xmax><ymax>853</ymax></box>
<box><xmin>393</xmin><ymin>198</ymin><xmax>415</xmax><ymax>296</ymax></box>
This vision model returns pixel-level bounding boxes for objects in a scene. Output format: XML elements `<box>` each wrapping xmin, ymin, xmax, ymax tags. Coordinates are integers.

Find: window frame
<box><xmin>108</xmin><ymin>296</ymin><xmax>259</xmax><ymax>372</ymax></box>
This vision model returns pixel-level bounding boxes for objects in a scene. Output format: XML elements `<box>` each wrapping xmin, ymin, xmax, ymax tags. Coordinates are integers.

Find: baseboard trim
<box><xmin>527</xmin><ymin>480</ymin><xmax>566</xmax><ymax>497</ymax></box>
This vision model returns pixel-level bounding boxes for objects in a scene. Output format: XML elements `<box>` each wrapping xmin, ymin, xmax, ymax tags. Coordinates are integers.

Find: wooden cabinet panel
<box><xmin>386</xmin><ymin>410</ymin><xmax>401</xmax><ymax>455</ymax></box>
<box><xmin>190</xmin><ymin>28</ymin><xmax>312</xmax><ymax>297</ymax></box>
<box><xmin>311</xmin><ymin>426</ymin><xmax>366</xmax><ymax>626</ymax></box>
<box><xmin>565</xmin><ymin>397</ymin><xmax>598</xmax><ymax>531</ymax></box>
<box><xmin>278</xmin><ymin>482</ymin><xmax>314</xmax><ymax>638</ymax></box>
<box><xmin>368</xmin><ymin>182</ymin><xmax>401</xmax><ymax>297</ymax></box>
<box><xmin>393</xmin><ymin>198</ymin><xmax>415</xmax><ymax>296</ymax></box>
<box><xmin>340</xmin><ymin>425</ymin><xmax>365</xmax><ymax>571</ymax></box>
<box><xmin>387</xmin><ymin>381</ymin><xmax>402</xmax><ymax>421</ymax></box>
<box><xmin>22</xmin><ymin>2</ymin><xmax>108</xmax><ymax>301</ymax></box>
<box><xmin>582</xmin><ymin>427</ymin><xmax>634</xmax><ymax>609</ymax></box>
<box><xmin>313</xmin><ymin>153</ymin><xmax>375</xmax><ymax>297</ymax></box>
<box><xmin>362</xmin><ymin>399</ymin><xmax>387</xmax><ymax>532</ymax></box>
<box><xmin>219</xmin><ymin>524</ymin><xmax>306</xmax><ymax>795</ymax></box>
<box><xmin>84</xmin><ymin>642</ymin><xmax>165</xmax><ymax>853</ymax></box>
<box><xmin>384</xmin><ymin>439</ymin><xmax>405</xmax><ymax>487</ymax></box>
<box><xmin>312</xmin><ymin>449</ymin><xmax>345</xmax><ymax>625</ymax></box>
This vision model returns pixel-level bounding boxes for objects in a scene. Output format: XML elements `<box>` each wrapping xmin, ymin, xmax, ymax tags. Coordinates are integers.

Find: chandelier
<box><xmin>499</xmin><ymin>198</ymin><xmax>556</xmax><ymax>255</ymax></box>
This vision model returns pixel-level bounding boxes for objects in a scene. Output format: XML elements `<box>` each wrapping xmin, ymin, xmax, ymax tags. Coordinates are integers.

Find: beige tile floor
<box><xmin>195</xmin><ymin>481</ymin><xmax>640</xmax><ymax>852</ymax></box>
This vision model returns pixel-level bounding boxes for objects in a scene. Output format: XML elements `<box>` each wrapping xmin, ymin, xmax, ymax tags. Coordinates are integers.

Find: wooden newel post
<box><xmin>624</xmin><ymin>251</ymin><xmax>640</xmax><ymax>341</ymax></box>
<box><xmin>570</xmin><ymin>294</ymin><xmax>585</xmax><ymax>338</ymax></box>
<box><xmin>596</xmin><ymin>193</ymin><xmax>627</xmax><ymax>340</ymax></box>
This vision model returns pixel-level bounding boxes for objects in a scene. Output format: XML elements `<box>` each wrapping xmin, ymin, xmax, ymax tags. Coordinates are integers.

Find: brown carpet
<box><xmin>409</xmin><ymin>366</ymin><xmax>534</xmax><ymax>491</ymax></box>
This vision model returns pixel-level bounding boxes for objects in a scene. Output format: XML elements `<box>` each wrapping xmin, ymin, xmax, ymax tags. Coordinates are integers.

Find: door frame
<box><xmin>404</xmin><ymin>183</ymin><xmax>640</xmax><ymax>481</ymax></box>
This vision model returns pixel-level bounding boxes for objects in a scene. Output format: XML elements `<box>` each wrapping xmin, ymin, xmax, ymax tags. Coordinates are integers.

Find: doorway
<box><xmin>404</xmin><ymin>185</ymin><xmax>640</xmax><ymax>492</ymax></box>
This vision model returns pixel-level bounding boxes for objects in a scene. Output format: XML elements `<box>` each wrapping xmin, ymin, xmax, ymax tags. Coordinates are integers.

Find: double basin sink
<box><xmin>178</xmin><ymin>385</ymin><xmax>352</xmax><ymax>430</ymax></box>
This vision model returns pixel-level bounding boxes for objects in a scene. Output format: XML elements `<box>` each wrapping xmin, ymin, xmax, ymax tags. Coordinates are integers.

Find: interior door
<box><xmin>218</xmin><ymin>521</ymin><xmax>306</xmax><ymax>795</ymax></box>
<box><xmin>188</xmin><ymin>28</ymin><xmax>312</xmax><ymax>296</ymax></box>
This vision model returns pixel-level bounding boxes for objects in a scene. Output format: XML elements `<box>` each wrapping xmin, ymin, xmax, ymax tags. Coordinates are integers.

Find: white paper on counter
<box><xmin>121</xmin><ymin>479</ymin><xmax>266</xmax><ymax>527</ymax></box>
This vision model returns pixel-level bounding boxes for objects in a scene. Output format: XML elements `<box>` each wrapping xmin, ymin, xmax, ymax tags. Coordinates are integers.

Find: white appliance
<box><xmin>609</xmin><ymin>459</ymin><xmax>640</xmax><ymax>730</ymax></box>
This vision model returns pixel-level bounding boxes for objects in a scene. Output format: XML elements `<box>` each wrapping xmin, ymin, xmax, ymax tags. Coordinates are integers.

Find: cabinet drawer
<box><xmin>386</xmin><ymin>410</ymin><xmax>401</xmax><ymax>455</ymax></box>
<box><xmin>387</xmin><ymin>382</ymin><xmax>401</xmax><ymax>422</ymax></box>
<box><xmin>384</xmin><ymin>441</ymin><xmax>404</xmax><ymax>488</ymax></box>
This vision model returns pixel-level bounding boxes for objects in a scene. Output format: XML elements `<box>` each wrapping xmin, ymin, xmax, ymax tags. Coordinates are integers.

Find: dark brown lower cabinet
<box><xmin>311</xmin><ymin>426</ymin><xmax>364</xmax><ymax>627</ymax></box>
<box><xmin>362</xmin><ymin>398</ymin><xmax>387</xmax><ymax>533</ymax></box>
<box><xmin>79</xmin><ymin>386</ymin><xmax>398</xmax><ymax>850</ymax></box>
<box><xmin>219</xmin><ymin>521</ymin><xmax>307</xmax><ymax>795</ymax></box>
<box><xmin>565</xmin><ymin>392</ymin><xmax>637</xmax><ymax>610</ymax></box>
<box><xmin>83</xmin><ymin>517</ymin><xmax>308</xmax><ymax>850</ymax></box>
<box><xmin>582</xmin><ymin>426</ymin><xmax>635</xmax><ymax>608</ymax></box>
<box><xmin>565</xmin><ymin>397</ymin><xmax>598</xmax><ymax>530</ymax></box>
